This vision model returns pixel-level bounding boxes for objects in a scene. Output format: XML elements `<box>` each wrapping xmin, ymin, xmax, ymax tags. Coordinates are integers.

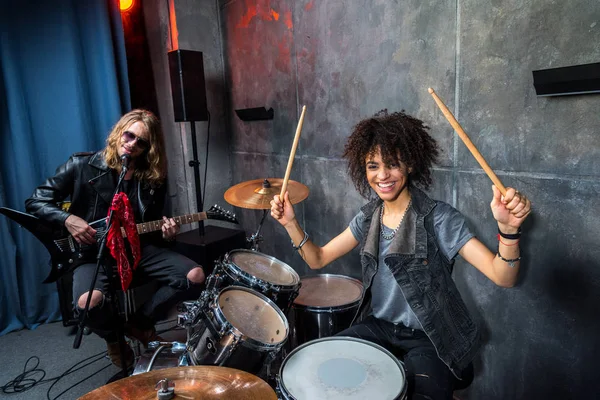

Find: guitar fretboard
<box><xmin>118</xmin><ymin>212</ymin><xmax>209</xmax><ymax>236</ymax></box>
<box><xmin>137</xmin><ymin>212</ymin><xmax>208</xmax><ymax>234</ymax></box>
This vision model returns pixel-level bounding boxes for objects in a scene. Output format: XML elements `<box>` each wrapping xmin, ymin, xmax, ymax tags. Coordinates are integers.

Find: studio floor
<box><xmin>0</xmin><ymin>319</ymin><xmax>183</xmax><ymax>400</ymax></box>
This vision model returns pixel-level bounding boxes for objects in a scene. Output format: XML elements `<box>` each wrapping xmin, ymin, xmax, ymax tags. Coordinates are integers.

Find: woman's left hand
<box><xmin>490</xmin><ymin>186</ymin><xmax>531</xmax><ymax>232</ymax></box>
<box><xmin>162</xmin><ymin>216</ymin><xmax>180</xmax><ymax>240</ymax></box>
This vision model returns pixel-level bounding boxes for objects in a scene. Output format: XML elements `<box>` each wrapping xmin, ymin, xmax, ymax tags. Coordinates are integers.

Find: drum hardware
<box><xmin>144</xmin><ymin>342</ymin><xmax>186</xmax><ymax>373</ymax></box>
<box><xmin>133</xmin><ymin>342</ymin><xmax>188</xmax><ymax>376</ymax></box>
<box><xmin>155</xmin><ymin>378</ymin><xmax>175</xmax><ymax>400</ymax></box>
<box><xmin>247</xmin><ymin>208</ymin><xmax>268</xmax><ymax>251</ymax></box>
<box><xmin>79</xmin><ymin>366</ymin><xmax>278</xmax><ymax>399</ymax></box>
<box><xmin>205</xmin><ymin>336</ymin><xmax>218</xmax><ymax>355</ymax></box>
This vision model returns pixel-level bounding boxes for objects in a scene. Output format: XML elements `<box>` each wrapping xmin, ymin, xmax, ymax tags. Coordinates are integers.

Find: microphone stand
<box><xmin>73</xmin><ymin>157</ymin><xmax>131</xmax><ymax>379</ymax></box>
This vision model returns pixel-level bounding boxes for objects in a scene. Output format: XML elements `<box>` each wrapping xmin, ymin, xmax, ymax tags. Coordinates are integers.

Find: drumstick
<box><xmin>428</xmin><ymin>88</ymin><xmax>507</xmax><ymax>196</ymax></box>
<box><xmin>280</xmin><ymin>105</ymin><xmax>307</xmax><ymax>198</ymax></box>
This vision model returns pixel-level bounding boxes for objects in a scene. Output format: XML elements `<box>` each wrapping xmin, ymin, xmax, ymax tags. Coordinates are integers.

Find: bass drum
<box><xmin>290</xmin><ymin>274</ymin><xmax>363</xmax><ymax>347</ymax></box>
<box><xmin>187</xmin><ymin>286</ymin><xmax>288</xmax><ymax>375</ymax></box>
<box><xmin>278</xmin><ymin>336</ymin><xmax>407</xmax><ymax>400</ymax></box>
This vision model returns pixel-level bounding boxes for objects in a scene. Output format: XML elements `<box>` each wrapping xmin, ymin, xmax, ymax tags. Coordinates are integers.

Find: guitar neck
<box><xmin>122</xmin><ymin>212</ymin><xmax>208</xmax><ymax>236</ymax></box>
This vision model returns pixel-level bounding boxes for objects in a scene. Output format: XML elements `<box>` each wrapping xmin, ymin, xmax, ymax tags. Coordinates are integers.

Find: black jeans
<box><xmin>72</xmin><ymin>244</ymin><xmax>201</xmax><ymax>342</ymax></box>
<box><xmin>337</xmin><ymin>315</ymin><xmax>454</xmax><ymax>400</ymax></box>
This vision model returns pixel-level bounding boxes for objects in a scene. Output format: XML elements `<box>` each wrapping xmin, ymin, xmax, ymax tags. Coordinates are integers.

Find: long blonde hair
<box><xmin>102</xmin><ymin>109</ymin><xmax>167</xmax><ymax>186</ymax></box>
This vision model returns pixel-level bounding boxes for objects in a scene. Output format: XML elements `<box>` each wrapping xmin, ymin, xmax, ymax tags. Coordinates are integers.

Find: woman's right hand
<box><xmin>65</xmin><ymin>214</ymin><xmax>97</xmax><ymax>245</ymax></box>
<box><xmin>270</xmin><ymin>191</ymin><xmax>296</xmax><ymax>227</ymax></box>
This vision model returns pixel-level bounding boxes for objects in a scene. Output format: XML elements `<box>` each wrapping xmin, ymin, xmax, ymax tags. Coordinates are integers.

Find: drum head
<box><xmin>218</xmin><ymin>287</ymin><xmax>288</xmax><ymax>345</ymax></box>
<box><xmin>280</xmin><ymin>337</ymin><xmax>405</xmax><ymax>400</ymax></box>
<box><xmin>294</xmin><ymin>275</ymin><xmax>364</xmax><ymax>308</ymax></box>
<box><xmin>228</xmin><ymin>250</ymin><xmax>299</xmax><ymax>286</ymax></box>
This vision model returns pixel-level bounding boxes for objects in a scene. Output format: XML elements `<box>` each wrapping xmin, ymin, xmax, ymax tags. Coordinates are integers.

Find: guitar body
<box><xmin>0</xmin><ymin>205</ymin><xmax>237</xmax><ymax>283</ymax></box>
<box><xmin>0</xmin><ymin>207</ymin><xmax>80</xmax><ymax>283</ymax></box>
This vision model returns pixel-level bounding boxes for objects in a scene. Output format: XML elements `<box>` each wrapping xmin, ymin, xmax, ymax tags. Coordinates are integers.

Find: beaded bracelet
<box><xmin>497</xmin><ymin>248</ymin><xmax>521</xmax><ymax>268</ymax></box>
<box><xmin>292</xmin><ymin>231</ymin><xmax>309</xmax><ymax>251</ymax></box>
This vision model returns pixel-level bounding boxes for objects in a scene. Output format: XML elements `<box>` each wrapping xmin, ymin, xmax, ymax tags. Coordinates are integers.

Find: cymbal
<box><xmin>79</xmin><ymin>366</ymin><xmax>277</xmax><ymax>400</ymax></box>
<box><xmin>224</xmin><ymin>178</ymin><xmax>309</xmax><ymax>209</ymax></box>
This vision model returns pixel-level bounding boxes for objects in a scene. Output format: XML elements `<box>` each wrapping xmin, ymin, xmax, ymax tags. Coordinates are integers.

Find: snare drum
<box><xmin>278</xmin><ymin>336</ymin><xmax>407</xmax><ymax>400</ymax></box>
<box><xmin>208</xmin><ymin>249</ymin><xmax>301</xmax><ymax>313</ymax></box>
<box><xmin>291</xmin><ymin>274</ymin><xmax>363</xmax><ymax>346</ymax></box>
<box><xmin>188</xmin><ymin>286</ymin><xmax>288</xmax><ymax>375</ymax></box>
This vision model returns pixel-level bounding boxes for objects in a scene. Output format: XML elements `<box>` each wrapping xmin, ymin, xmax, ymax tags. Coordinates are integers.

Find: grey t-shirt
<box><xmin>349</xmin><ymin>201</ymin><xmax>474</xmax><ymax>328</ymax></box>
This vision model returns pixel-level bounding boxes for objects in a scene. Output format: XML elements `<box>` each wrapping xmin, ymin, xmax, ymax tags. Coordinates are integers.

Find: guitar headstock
<box><xmin>207</xmin><ymin>205</ymin><xmax>239</xmax><ymax>224</ymax></box>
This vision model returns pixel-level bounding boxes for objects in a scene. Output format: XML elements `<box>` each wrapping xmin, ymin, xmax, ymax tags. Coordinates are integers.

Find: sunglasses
<box><xmin>122</xmin><ymin>130</ymin><xmax>150</xmax><ymax>150</ymax></box>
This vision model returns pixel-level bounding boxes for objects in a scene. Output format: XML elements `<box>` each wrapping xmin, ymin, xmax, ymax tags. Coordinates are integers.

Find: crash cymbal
<box><xmin>224</xmin><ymin>178</ymin><xmax>309</xmax><ymax>209</ymax></box>
<box><xmin>80</xmin><ymin>366</ymin><xmax>277</xmax><ymax>400</ymax></box>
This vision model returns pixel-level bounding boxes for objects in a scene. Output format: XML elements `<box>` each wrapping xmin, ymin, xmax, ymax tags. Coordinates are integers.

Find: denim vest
<box><xmin>351</xmin><ymin>187</ymin><xmax>481</xmax><ymax>376</ymax></box>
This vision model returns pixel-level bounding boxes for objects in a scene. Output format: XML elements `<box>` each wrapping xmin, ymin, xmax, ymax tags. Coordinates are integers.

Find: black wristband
<box><xmin>498</xmin><ymin>227</ymin><xmax>521</xmax><ymax>240</ymax></box>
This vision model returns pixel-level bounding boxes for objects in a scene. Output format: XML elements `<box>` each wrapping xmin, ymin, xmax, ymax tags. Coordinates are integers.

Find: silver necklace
<box><xmin>380</xmin><ymin>197</ymin><xmax>412</xmax><ymax>240</ymax></box>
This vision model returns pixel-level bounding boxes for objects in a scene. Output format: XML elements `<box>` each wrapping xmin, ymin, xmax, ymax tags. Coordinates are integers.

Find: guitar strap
<box><xmin>106</xmin><ymin>192</ymin><xmax>141</xmax><ymax>291</ymax></box>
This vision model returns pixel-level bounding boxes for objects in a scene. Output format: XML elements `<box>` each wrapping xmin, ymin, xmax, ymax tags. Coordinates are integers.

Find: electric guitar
<box><xmin>0</xmin><ymin>205</ymin><xmax>238</xmax><ymax>283</ymax></box>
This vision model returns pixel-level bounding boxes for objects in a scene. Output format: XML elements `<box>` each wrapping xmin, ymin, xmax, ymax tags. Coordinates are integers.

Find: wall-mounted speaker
<box><xmin>532</xmin><ymin>62</ymin><xmax>600</xmax><ymax>97</ymax></box>
<box><xmin>168</xmin><ymin>49</ymin><xmax>209</xmax><ymax>121</ymax></box>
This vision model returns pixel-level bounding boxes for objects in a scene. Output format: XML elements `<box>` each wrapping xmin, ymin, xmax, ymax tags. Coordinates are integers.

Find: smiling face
<box><xmin>366</xmin><ymin>147</ymin><xmax>411</xmax><ymax>202</ymax></box>
<box><xmin>117</xmin><ymin>121</ymin><xmax>150</xmax><ymax>161</ymax></box>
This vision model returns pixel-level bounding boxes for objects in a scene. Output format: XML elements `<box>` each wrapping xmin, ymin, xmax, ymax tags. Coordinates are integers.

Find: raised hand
<box><xmin>491</xmin><ymin>186</ymin><xmax>531</xmax><ymax>233</ymax></box>
<box><xmin>270</xmin><ymin>191</ymin><xmax>296</xmax><ymax>227</ymax></box>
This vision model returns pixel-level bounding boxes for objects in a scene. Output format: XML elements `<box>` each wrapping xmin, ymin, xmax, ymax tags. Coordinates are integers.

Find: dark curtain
<box><xmin>0</xmin><ymin>0</ymin><xmax>131</xmax><ymax>335</ymax></box>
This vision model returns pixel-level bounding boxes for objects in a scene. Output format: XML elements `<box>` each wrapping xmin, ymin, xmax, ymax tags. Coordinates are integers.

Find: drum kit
<box><xmin>82</xmin><ymin>177</ymin><xmax>407</xmax><ymax>399</ymax></box>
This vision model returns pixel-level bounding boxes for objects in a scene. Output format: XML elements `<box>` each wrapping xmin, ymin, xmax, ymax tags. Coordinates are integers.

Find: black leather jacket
<box><xmin>25</xmin><ymin>151</ymin><xmax>167</xmax><ymax>237</ymax></box>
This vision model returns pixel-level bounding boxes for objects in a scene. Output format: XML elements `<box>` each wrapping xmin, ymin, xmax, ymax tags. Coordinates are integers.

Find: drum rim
<box><xmin>213</xmin><ymin>285</ymin><xmax>289</xmax><ymax>349</ymax></box>
<box><xmin>223</xmin><ymin>249</ymin><xmax>301</xmax><ymax>287</ymax></box>
<box><xmin>278</xmin><ymin>336</ymin><xmax>407</xmax><ymax>399</ymax></box>
<box><xmin>292</xmin><ymin>274</ymin><xmax>365</xmax><ymax>309</ymax></box>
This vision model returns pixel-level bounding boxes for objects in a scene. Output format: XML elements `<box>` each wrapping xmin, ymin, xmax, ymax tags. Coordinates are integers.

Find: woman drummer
<box><xmin>270</xmin><ymin>110</ymin><xmax>531</xmax><ymax>400</ymax></box>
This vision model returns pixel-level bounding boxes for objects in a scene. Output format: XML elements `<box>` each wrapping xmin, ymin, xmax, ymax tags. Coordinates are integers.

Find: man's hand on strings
<box><xmin>65</xmin><ymin>214</ymin><xmax>97</xmax><ymax>245</ymax></box>
<box><xmin>162</xmin><ymin>216</ymin><xmax>180</xmax><ymax>240</ymax></box>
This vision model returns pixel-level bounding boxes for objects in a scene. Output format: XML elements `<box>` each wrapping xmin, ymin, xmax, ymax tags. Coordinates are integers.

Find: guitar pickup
<box><xmin>67</xmin><ymin>236</ymin><xmax>76</xmax><ymax>253</ymax></box>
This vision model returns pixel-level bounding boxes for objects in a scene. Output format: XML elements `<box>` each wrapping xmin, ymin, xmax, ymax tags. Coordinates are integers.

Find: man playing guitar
<box><xmin>25</xmin><ymin>109</ymin><xmax>206</xmax><ymax>369</ymax></box>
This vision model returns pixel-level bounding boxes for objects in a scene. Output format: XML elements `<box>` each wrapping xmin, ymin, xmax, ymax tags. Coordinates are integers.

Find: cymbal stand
<box><xmin>247</xmin><ymin>209</ymin><xmax>268</xmax><ymax>251</ymax></box>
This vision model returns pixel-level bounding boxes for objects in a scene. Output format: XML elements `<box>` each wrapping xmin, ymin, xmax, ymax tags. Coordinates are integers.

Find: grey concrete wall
<box><xmin>145</xmin><ymin>0</ymin><xmax>600</xmax><ymax>398</ymax></box>
<box><xmin>216</xmin><ymin>0</ymin><xmax>600</xmax><ymax>398</ymax></box>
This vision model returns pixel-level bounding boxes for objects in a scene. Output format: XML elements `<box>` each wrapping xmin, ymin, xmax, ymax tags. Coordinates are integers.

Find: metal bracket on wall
<box><xmin>235</xmin><ymin>107</ymin><xmax>274</xmax><ymax>121</ymax></box>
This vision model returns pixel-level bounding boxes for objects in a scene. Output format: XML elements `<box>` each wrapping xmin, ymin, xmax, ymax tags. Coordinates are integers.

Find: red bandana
<box><xmin>106</xmin><ymin>192</ymin><xmax>141</xmax><ymax>291</ymax></box>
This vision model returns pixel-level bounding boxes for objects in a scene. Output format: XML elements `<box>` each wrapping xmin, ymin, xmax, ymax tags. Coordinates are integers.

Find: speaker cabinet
<box><xmin>168</xmin><ymin>49</ymin><xmax>209</xmax><ymax>121</ymax></box>
<box><xmin>533</xmin><ymin>62</ymin><xmax>600</xmax><ymax>97</ymax></box>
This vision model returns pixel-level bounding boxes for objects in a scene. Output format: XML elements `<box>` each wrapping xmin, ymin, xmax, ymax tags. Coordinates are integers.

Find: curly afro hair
<box><xmin>342</xmin><ymin>110</ymin><xmax>440</xmax><ymax>198</ymax></box>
